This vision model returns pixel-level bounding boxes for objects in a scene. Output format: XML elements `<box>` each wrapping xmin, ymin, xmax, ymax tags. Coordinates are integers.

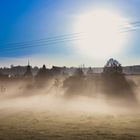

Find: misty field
<box><xmin>0</xmin><ymin>106</ymin><xmax>140</xmax><ymax>140</ymax></box>
<box><xmin>0</xmin><ymin>75</ymin><xmax>140</xmax><ymax>140</ymax></box>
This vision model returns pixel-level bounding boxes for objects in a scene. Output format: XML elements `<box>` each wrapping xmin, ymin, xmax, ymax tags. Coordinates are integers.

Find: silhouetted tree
<box><xmin>74</xmin><ymin>68</ymin><xmax>84</xmax><ymax>76</ymax></box>
<box><xmin>23</xmin><ymin>64</ymin><xmax>33</xmax><ymax>81</ymax></box>
<box><xmin>50</xmin><ymin>66</ymin><xmax>62</xmax><ymax>77</ymax></box>
<box><xmin>103</xmin><ymin>58</ymin><xmax>122</xmax><ymax>75</ymax></box>
<box><xmin>0</xmin><ymin>72</ymin><xmax>9</xmax><ymax>81</ymax></box>
<box><xmin>87</xmin><ymin>67</ymin><xmax>93</xmax><ymax>76</ymax></box>
<box><xmin>35</xmin><ymin>64</ymin><xmax>52</xmax><ymax>87</ymax></box>
<box><xmin>102</xmin><ymin>58</ymin><xmax>137</xmax><ymax>106</ymax></box>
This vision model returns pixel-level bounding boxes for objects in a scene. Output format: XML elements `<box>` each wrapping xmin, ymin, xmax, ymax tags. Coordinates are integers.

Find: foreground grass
<box><xmin>0</xmin><ymin>107</ymin><xmax>140</xmax><ymax>140</ymax></box>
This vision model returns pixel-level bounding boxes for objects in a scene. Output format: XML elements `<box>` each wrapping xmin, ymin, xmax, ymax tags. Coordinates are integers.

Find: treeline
<box><xmin>0</xmin><ymin>58</ymin><xmax>138</xmax><ymax>106</ymax></box>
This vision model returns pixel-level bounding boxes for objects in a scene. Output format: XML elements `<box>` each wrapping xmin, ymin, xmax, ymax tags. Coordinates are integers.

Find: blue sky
<box><xmin>0</xmin><ymin>0</ymin><xmax>140</xmax><ymax>67</ymax></box>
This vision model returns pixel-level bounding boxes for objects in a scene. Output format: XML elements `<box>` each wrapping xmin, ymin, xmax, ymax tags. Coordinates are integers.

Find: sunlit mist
<box><xmin>74</xmin><ymin>9</ymin><xmax>131</xmax><ymax>58</ymax></box>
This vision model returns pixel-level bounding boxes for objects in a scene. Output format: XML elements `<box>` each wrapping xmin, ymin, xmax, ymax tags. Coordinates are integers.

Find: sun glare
<box><xmin>74</xmin><ymin>9</ymin><xmax>131</xmax><ymax>58</ymax></box>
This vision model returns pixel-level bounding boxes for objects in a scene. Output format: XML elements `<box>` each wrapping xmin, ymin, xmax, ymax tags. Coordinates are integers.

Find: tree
<box><xmin>103</xmin><ymin>58</ymin><xmax>122</xmax><ymax>75</ymax></box>
<box><xmin>87</xmin><ymin>67</ymin><xmax>93</xmax><ymax>76</ymax></box>
<box><xmin>102</xmin><ymin>58</ymin><xmax>137</xmax><ymax>106</ymax></box>
<box><xmin>74</xmin><ymin>68</ymin><xmax>84</xmax><ymax>77</ymax></box>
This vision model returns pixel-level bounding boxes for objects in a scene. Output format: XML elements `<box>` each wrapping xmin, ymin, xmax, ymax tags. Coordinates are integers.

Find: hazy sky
<box><xmin>0</xmin><ymin>0</ymin><xmax>140</xmax><ymax>67</ymax></box>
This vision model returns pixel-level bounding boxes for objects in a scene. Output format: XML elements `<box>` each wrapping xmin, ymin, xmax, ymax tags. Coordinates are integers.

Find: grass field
<box><xmin>0</xmin><ymin>75</ymin><xmax>139</xmax><ymax>140</ymax></box>
<box><xmin>0</xmin><ymin>100</ymin><xmax>140</xmax><ymax>140</ymax></box>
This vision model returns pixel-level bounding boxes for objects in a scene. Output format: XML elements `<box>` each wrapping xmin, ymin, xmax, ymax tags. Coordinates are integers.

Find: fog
<box><xmin>0</xmin><ymin>75</ymin><xmax>140</xmax><ymax>115</ymax></box>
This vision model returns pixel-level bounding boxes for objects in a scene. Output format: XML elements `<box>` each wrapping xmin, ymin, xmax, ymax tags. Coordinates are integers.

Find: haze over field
<box><xmin>0</xmin><ymin>74</ymin><xmax>140</xmax><ymax>140</ymax></box>
<box><xmin>0</xmin><ymin>0</ymin><xmax>140</xmax><ymax>140</ymax></box>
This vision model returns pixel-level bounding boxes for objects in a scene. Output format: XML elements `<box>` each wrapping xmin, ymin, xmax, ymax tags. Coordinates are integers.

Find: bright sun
<box><xmin>74</xmin><ymin>9</ymin><xmax>130</xmax><ymax>58</ymax></box>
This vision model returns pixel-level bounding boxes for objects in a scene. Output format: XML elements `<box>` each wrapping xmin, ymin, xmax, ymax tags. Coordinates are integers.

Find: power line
<box><xmin>4</xmin><ymin>35</ymin><xmax>82</xmax><ymax>49</ymax></box>
<box><xmin>0</xmin><ymin>33</ymin><xmax>84</xmax><ymax>52</ymax></box>
<box><xmin>0</xmin><ymin>21</ymin><xmax>140</xmax><ymax>53</ymax></box>
<box><xmin>0</xmin><ymin>32</ymin><xmax>83</xmax><ymax>47</ymax></box>
<box><xmin>119</xmin><ymin>21</ymin><xmax>140</xmax><ymax>33</ymax></box>
<box><xmin>0</xmin><ymin>37</ymin><xmax>83</xmax><ymax>53</ymax></box>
